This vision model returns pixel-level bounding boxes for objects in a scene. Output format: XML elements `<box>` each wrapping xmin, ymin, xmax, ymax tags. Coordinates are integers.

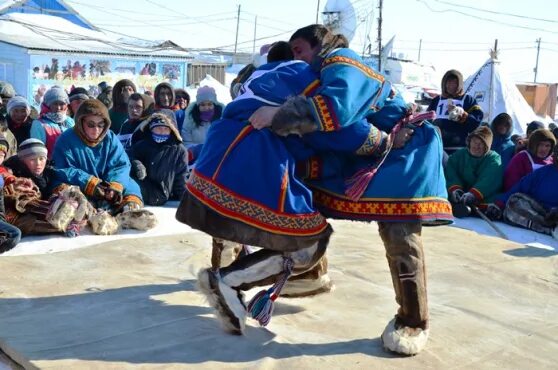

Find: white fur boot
<box><xmin>116</xmin><ymin>209</ymin><xmax>158</xmax><ymax>230</ymax></box>
<box><xmin>381</xmin><ymin>318</ymin><xmax>429</xmax><ymax>356</ymax></box>
<box><xmin>89</xmin><ymin>210</ymin><xmax>119</xmax><ymax>235</ymax></box>
<box><xmin>198</xmin><ymin>268</ymin><xmax>247</xmax><ymax>335</ymax></box>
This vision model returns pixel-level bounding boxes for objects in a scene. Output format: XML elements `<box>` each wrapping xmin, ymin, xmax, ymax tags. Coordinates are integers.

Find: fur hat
<box><xmin>196</xmin><ymin>86</ymin><xmax>217</xmax><ymax>104</ymax></box>
<box><xmin>74</xmin><ymin>99</ymin><xmax>111</xmax><ymax>147</ymax></box>
<box><xmin>44</xmin><ymin>85</ymin><xmax>69</xmax><ymax>106</ymax></box>
<box><xmin>0</xmin><ymin>81</ymin><xmax>15</xmax><ymax>98</ymax></box>
<box><xmin>528</xmin><ymin>128</ymin><xmax>556</xmax><ymax>157</ymax></box>
<box><xmin>18</xmin><ymin>138</ymin><xmax>47</xmax><ymax>159</ymax></box>
<box><xmin>0</xmin><ymin>136</ymin><xmax>9</xmax><ymax>155</ymax></box>
<box><xmin>69</xmin><ymin>87</ymin><xmax>90</xmax><ymax>102</ymax></box>
<box><xmin>7</xmin><ymin>96</ymin><xmax>30</xmax><ymax>114</ymax></box>
<box><xmin>466</xmin><ymin>126</ymin><xmax>493</xmax><ymax>154</ymax></box>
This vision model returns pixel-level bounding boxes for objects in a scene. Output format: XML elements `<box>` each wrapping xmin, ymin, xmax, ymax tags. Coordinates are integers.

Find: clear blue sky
<box><xmin>67</xmin><ymin>0</ymin><xmax>558</xmax><ymax>84</ymax></box>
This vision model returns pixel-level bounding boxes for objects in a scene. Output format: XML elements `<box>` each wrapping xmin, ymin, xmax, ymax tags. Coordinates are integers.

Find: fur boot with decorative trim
<box><xmin>281</xmin><ymin>256</ymin><xmax>334</xmax><ymax>298</ymax></box>
<box><xmin>211</xmin><ymin>238</ymin><xmax>244</xmax><ymax>269</ymax></box>
<box><xmin>197</xmin><ymin>268</ymin><xmax>247</xmax><ymax>335</ymax></box>
<box><xmin>381</xmin><ymin>317</ymin><xmax>429</xmax><ymax>356</ymax></box>
<box><xmin>116</xmin><ymin>209</ymin><xmax>157</xmax><ymax>230</ymax></box>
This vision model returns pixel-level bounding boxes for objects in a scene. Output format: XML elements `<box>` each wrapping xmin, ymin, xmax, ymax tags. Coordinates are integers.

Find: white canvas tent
<box><xmin>463</xmin><ymin>58</ymin><xmax>549</xmax><ymax>135</ymax></box>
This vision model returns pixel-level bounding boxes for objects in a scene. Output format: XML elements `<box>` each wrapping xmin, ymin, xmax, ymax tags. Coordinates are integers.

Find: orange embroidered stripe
<box><xmin>302</xmin><ymin>79</ymin><xmax>320</xmax><ymax>96</ymax></box>
<box><xmin>213</xmin><ymin>125</ymin><xmax>253</xmax><ymax>180</ymax></box>
<box><xmin>311</xmin><ymin>95</ymin><xmax>337</xmax><ymax>132</ymax></box>
<box><xmin>322</xmin><ymin>55</ymin><xmax>385</xmax><ymax>83</ymax></box>
<box><xmin>312</xmin><ymin>187</ymin><xmax>452</xmax><ymax>217</ymax></box>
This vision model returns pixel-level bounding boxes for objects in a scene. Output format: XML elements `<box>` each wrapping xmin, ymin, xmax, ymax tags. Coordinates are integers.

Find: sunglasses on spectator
<box><xmin>85</xmin><ymin>121</ymin><xmax>106</xmax><ymax>129</ymax></box>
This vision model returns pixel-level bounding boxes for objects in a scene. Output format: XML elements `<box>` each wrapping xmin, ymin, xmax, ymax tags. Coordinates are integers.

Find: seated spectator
<box><xmin>0</xmin><ymin>81</ymin><xmax>16</xmax><ymax>117</ymax></box>
<box><xmin>96</xmin><ymin>81</ymin><xmax>113</xmax><ymax>110</ymax></box>
<box><xmin>0</xmin><ymin>115</ymin><xmax>17</xmax><ymax>158</ymax></box>
<box><xmin>52</xmin><ymin>99</ymin><xmax>155</xmax><ymax>231</ymax></box>
<box><xmin>445</xmin><ymin>126</ymin><xmax>503</xmax><ymax>217</ymax></box>
<box><xmin>2</xmin><ymin>139</ymin><xmax>91</xmax><ymax>237</ymax></box>
<box><xmin>68</xmin><ymin>87</ymin><xmax>91</xmax><ymax>118</ymax></box>
<box><xmin>29</xmin><ymin>85</ymin><xmax>75</xmax><ymax>159</ymax></box>
<box><xmin>486</xmin><ymin>145</ymin><xmax>558</xmax><ymax>239</ymax></box>
<box><xmin>514</xmin><ymin>120</ymin><xmax>544</xmax><ymax>154</ymax></box>
<box><xmin>6</xmin><ymin>96</ymin><xmax>34</xmax><ymax>148</ymax></box>
<box><xmin>504</xmin><ymin>128</ymin><xmax>555</xmax><ymax>191</ymax></box>
<box><xmin>427</xmin><ymin>69</ymin><xmax>483</xmax><ymax>154</ymax></box>
<box><xmin>117</xmin><ymin>93</ymin><xmax>154</xmax><ymax>151</ymax></box>
<box><xmin>0</xmin><ymin>141</ymin><xmax>21</xmax><ymax>253</ymax></box>
<box><xmin>154</xmin><ymin>82</ymin><xmax>177</xmax><ymax>111</ymax></box>
<box><xmin>174</xmin><ymin>89</ymin><xmax>190</xmax><ymax>132</ymax></box>
<box><xmin>490</xmin><ymin>112</ymin><xmax>515</xmax><ymax>169</ymax></box>
<box><xmin>109</xmin><ymin>79</ymin><xmax>136</xmax><ymax>134</ymax></box>
<box><xmin>129</xmin><ymin>113</ymin><xmax>188</xmax><ymax>206</ymax></box>
<box><xmin>181</xmin><ymin>86</ymin><xmax>224</xmax><ymax>147</ymax></box>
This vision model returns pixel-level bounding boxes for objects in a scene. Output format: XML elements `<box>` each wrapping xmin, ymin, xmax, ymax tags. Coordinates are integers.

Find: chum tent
<box><xmin>463</xmin><ymin>58</ymin><xmax>550</xmax><ymax>135</ymax></box>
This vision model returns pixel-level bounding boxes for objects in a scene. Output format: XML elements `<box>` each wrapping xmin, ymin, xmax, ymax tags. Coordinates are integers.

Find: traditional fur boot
<box><xmin>46</xmin><ymin>199</ymin><xmax>77</xmax><ymax>231</ymax></box>
<box><xmin>116</xmin><ymin>209</ymin><xmax>158</xmax><ymax>230</ymax></box>
<box><xmin>211</xmin><ymin>238</ymin><xmax>244</xmax><ymax>270</ymax></box>
<box><xmin>281</xmin><ymin>256</ymin><xmax>334</xmax><ymax>298</ymax></box>
<box><xmin>381</xmin><ymin>317</ymin><xmax>430</xmax><ymax>356</ymax></box>
<box><xmin>89</xmin><ymin>210</ymin><xmax>119</xmax><ymax>235</ymax></box>
<box><xmin>197</xmin><ymin>268</ymin><xmax>247</xmax><ymax>335</ymax></box>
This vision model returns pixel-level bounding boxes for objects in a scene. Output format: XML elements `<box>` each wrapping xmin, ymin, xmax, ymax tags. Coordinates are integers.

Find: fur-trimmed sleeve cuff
<box><xmin>108</xmin><ymin>181</ymin><xmax>124</xmax><ymax>194</ymax></box>
<box><xmin>84</xmin><ymin>176</ymin><xmax>101</xmax><ymax>197</ymax></box>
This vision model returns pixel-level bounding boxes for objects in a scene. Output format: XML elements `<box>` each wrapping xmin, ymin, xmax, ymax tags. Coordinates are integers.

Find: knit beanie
<box><xmin>149</xmin><ymin>115</ymin><xmax>170</xmax><ymax>130</ymax></box>
<box><xmin>0</xmin><ymin>136</ymin><xmax>9</xmax><ymax>155</ymax></box>
<box><xmin>0</xmin><ymin>81</ymin><xmax>15</xmax><ymax>98</ymax></box>
<box><xmin>18</xmin><ymin>138</ymin><xmax>48</xmax><ymax>159</ymax></box>
<box><xmin>467</xmin><ymin>126</ymin><xmax>493</xmax><ymax>154</ymax></box>
<box><xmin>7</xmin><ymin>96</ymin><xmax>31</xmax><ymax>114</ymax></box>
<box><xmin>44</xmin><ymin>85</ymin><xmax>69</xmax><ymax>106</ymax></box>
<box><xmin>196</xmin><ymin>86</ymin><xmax>217</xmax><ymax>104</ymax></box>
<box><xmin>69</xmin><ymin>87</ymin><xmax>90</xmax><ymax>102</ymax></box>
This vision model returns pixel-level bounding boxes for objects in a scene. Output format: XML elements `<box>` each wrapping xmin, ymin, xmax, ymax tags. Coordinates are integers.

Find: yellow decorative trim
<box><xmin>213</xmin><ymin>125</ymin><xmax>253</xmax><ymax>180</ymax></box>
<box><xmin>322</xmin><ymin>55</ymin><xmax>385</xmax><ymax>83</ymax></box>
<box><xmin>122</xmin><ymin>194</ymin><xmax>143</xmax><ymax>207</ymax></box>
<box><xmin>302</xmin><ymin>79</ymin><xmax>320</xmax><ymax>96</ymax></box>
<box><xmin>355</xmin><ymin>126</ymin><xmax>383</xmax><ymax>155</ymax></box>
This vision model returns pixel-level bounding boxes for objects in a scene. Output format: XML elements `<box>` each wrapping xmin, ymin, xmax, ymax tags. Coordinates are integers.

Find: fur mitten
<box><xmin>271</xmin><ymin>96</ymin><xmax>318</xmax><ymax>137</ymax></box>
<box><xmin>116</xmin><ymin>209</ymin><xmax>157</xmax><ymax>231</ymax></box>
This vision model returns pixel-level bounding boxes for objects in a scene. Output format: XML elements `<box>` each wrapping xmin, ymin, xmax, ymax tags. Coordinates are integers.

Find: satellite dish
<box><xmin>322</xmin><ymin>0</ymin><xmax>357</xmax><ymax>43</ymax></box>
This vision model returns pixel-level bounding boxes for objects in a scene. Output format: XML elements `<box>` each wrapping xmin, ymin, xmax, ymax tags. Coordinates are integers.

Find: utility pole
<box><xmin>252</xmin><ymin>16</ymin><xmax>258</xmax><ymax>54</ymax></box>
<box><xmin>316</xmin><ymin>0</ymin><xmax>321</xmax><ymax>23</ymax></box>
<box><xmin>418</xmin><ymin>39</ymin><xmax>422</xmax><ymax>62</ymax></box>
<box><xmin>234</xmin><ymin>4</ymin><xmax>241</xmax><ymax>58</ymax></box>
<box><xmin>377</xmin><ymin>0</ymin><xmax>383</xmax><ymax>71</ymax></box>
<box><xmin>534</xmin><ymin>37</ymin><xmax>541</xmax><ymax>83</ymax></box>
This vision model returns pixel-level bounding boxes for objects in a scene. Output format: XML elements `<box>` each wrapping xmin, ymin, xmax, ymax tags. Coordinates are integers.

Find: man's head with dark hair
<box><xmin>267</xmin><ymin>41</ymin><xmax>294</xmax><ymax>62</ymax></box>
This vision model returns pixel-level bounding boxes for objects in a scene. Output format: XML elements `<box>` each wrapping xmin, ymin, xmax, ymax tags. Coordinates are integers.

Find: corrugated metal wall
<box><xmin>187</xmin><ymin>63</ymin><xmax>226</xmax><ymax>86</ymax></box>
<box><xmin>0</xmin><ymin>42</ymin><xmax>30</xmax><ymax>99</ymax></box>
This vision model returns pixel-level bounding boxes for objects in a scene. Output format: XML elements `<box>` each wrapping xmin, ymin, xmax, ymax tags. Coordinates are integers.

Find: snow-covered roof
<box><xmin>0</xmin><ymin>13</ymin><xmax>197</xmax><ymax>60</ymax></box>
<box><xmin>0</xmin><ymin>0</ymin><xmax>97</xmax><ymax>30</ymax></box>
